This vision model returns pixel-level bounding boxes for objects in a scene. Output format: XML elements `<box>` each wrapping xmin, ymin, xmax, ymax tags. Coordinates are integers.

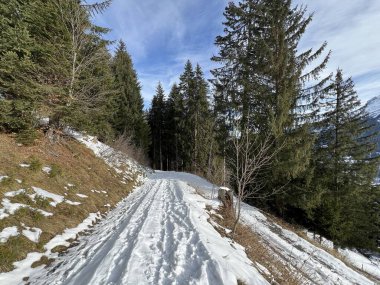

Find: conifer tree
<box><xmin>1</xmin><ymin>0</ymin><xmax>117</xmax><ymax>142</ymax></box>
<box><xmin>192</xmin><ymin>64</ymin><xmax>214</xmax><ymax>172</ymax></box>
<box><xmin>312</xmin><ymin>70</ymin><xmax>380</xmax><ymax>248</ymax></box>
<box><xmin>212</xmin><ymin>0</ymin><xmax>330</xmax><ymax>208</ymax></box>
<box><xmin>112</xmin><ymin>41</ymin><xmax>150</xmax><ymax>150</ymax></box>
<box><xmin>148</xmin><ymin>83</ymin><xmax>166</xmax><ymax>170</ymax></box>
<box><xmin>178</xmin><ymin>60</ymin><xmax>195</xmax><ymax>169</ymax></box>
<box><xmin>165</xmin><ymin>84</ymin><xmax>185</xmax><ymax>171</ymax></box>
<box><xmin>0</xmin><ymin>0</ymin><xmax>39</xmax><ymax>139</ymax></box>
<box><xmin>176</xmin><ymin>61</ymin><xmax>215</xmax><ymax>172</ymax></box>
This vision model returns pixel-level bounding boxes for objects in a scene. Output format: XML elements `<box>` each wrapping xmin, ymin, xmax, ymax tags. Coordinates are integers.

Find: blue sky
<box><xmin>92</xmin><ymin>0</ymin><xmax>380</xmax><ymax>108</ymax></box>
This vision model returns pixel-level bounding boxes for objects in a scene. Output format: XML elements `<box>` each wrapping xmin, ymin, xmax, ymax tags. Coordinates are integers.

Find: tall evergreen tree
<box><xmin>177</xmin><ymin>61</ymin><xmax>214</xmax><ymax>172</ymax></box>
<box><xmin>165</xmin><ymin>83</ymin><xmax>185</xmax><ymax>171</ymax></box>
<box><xmin>0</xmin><ymin>0</ymin><xmax>117</xmax><ymax>142</ymax></box>
<box><xmin>0</xmin><ymin>0</ymin><xmax>39</xmax><ymax>138</ymax></box>
<box><xmin>191</xmin><ymin>64</ymin><xmax>214</xmax><ymax>172</ymax></box>
<box><xmin>148</xmin><ymin>83</ymin><xmax>166</xmax><ymax>170</ymax></box>
<box><xmin>112</xmin><ymin>40</ymin><xmax>150</xmax><ymax>150</ymax></box>
<box><xmin>178</xmin><ymin>60</ymin><xmax>195</xmax><ymax>169</ymax></box>
<box><xmin>212</xmin><ymin>0</ymin><xmax>330</xmax><ymax>209</ymax></box>
<box><xmin>311</xmin><ymin>70</ymin><xmax>380</xmax><ymax>248</ymax></box>
<box><xmin>147</xmin><ymin>62</ymin><xmax>216</xmax><ymax>174</ymax></box>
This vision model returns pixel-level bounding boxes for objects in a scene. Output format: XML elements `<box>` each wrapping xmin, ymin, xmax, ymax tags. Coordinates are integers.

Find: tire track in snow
<box><xmin>30</xmin><ymin>179</ymin><xmax>161</xmax><ymax>285</ymax></box>
<box><xmin>30</xmin><ymin>178</ymin><xmax>227</xmax><ymax>285</ymax></box>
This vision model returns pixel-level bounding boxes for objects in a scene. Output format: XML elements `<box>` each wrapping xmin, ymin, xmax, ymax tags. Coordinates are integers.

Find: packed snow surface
<box><xmin>7</xmin><ymin>170</ymin><xmax>374</xmax><ymax>285</ymax></box>
<box><xmin>28</xmin><ymin>172</ymin><xmax>267</xmax><ymax>285</ymax></box>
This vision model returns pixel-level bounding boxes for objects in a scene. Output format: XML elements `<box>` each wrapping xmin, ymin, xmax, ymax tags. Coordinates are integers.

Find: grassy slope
<box><xmin>0</xmin><ymin>133</ymin><xmax>140</xmax><ymax>272</ymax></box>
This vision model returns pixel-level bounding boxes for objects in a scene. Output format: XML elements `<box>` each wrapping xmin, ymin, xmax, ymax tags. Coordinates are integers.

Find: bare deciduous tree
<box><xmin>228</xmin><ymin>128</ymin><xmax>284</xmax><ymax>236</ymax></box>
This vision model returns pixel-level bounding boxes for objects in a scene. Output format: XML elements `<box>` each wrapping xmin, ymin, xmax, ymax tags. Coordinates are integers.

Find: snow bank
<box><xmin>339</xmin><ymin>248</ymin><xmax>380</xmax><ymax>280</ymax></box>
<box><xmin>239</xmin><ymin>204</ymin><xmax>377</xmax><ymax>284</ymax></box>
<box><xmin>0</xmin><ymin>198</ymin><xmax>53</xmax><ymax>220</ymax></box>
<box><xmin>44</xmin><ymin>212</ymin><xmax>100</xmax><ymax>252</ymax></box>
<box><xmin>179</xmin><ymin>179</ymin><xmax>268</xmax><ymax>285</ymax></box>
<box><xmin>4</xmin><ymin>189</ymin><xmax>26</xmax><ymax>198</ymax></box>
<box><xmin>0</xmin><ymin>199</ymin><xmax>26</xmax><ymax>219</ymax></box>
<box><xmin>68</xmin><ymin>129</ymin><xmax>147</xmax><ymax>184</ymax></box>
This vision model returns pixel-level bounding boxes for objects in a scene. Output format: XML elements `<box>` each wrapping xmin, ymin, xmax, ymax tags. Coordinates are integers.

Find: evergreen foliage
<box><xmin>148</xmin><ymin>61</ymin><xmax>217</xmax><ymax>174</ymax></box>
<box><xmin>310</xmin><ymin>70</ymin><xmax>380</xmax><ymax>248</ymax></box>
<box><xmin>111</xmin><ymin>41</ymin><xmax>150</xmax><ymax>150</ymax></box>
<box><xmin>211</xmin><ymin>0</ymin><xmax>379</xmax><ymax>249</ymax></box>
<box><xmin>212</xmin><ymin>0</ymin><xmax>330</xmax><ymax>209</ymax></box>
<box><xmin>0</xmin><ymin>0</ymin><xmax>39</xmax><ymax>136</ymax></box>
<box><xmin>148</xmin><ymin>83</ymin><xmax>166</xmax><ymax>170</ymax></box>
<box><xmin>0</xmin><ymin>0</ymin><xmax>119</xmax><ymax>142</ymax></box>
<box><xmin>165</xmin><ymin>83</ymin><xmax>185</xmax><ymax>171</ymax></box>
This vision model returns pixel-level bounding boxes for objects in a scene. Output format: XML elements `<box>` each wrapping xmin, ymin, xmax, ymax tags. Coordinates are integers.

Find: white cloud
<box><xmin>94</xmin><ymin>0</ymin><xmax>380</xmax><ymax>105</ymax></box>
<box><xmin>296</xmin><ymin>0</ymin><xmax>380</xmax><ymax>101</ymax></box>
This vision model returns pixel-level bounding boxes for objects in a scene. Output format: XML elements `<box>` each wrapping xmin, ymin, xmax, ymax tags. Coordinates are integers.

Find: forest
<box><xmin>0</xmin><ymin>0</ymin><xmax>379</xmax><ymax>251</ymax></box>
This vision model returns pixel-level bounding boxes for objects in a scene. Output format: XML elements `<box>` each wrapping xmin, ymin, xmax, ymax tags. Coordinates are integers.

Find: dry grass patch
<box><xmin>31</xmin><ymin>256</ymin><xmax>55</xmax><ymax>268</ymax></box>
<box><xmin>0</xmin><ymin>132</ymin><xmax>141</xmax><ymax>272</ymax></box>
<box><xmin>0</xmin><ymin>236</ymin><xmax>35</xmax><ymax>272</ymax></box>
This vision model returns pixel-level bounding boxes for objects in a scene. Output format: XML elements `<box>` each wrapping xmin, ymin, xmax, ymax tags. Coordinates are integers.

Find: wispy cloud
<box><xmin>94</xmin><ymin>0</ymin><xmax>380</xmax><ymax>106</ymax></box>
<box><xmin>296</xmin><ymin>0</ymin><xmax>380</xmax><ymax>101</ymax></box>
<box><xmin>93</xmin><ymin>0</ymin><xmax>226</xmax><ymax>106</ymax></box>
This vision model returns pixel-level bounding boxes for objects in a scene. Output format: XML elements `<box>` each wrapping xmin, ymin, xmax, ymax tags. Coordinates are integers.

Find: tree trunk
<box><xmin>232</xmin><ymin>198</ymin><xmax>241</xmax><ymax>237</ymax></box>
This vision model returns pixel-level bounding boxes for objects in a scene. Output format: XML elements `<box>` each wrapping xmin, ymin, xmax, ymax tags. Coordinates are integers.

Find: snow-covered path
<box><xmin>29</xmin><ymin>172</ymin><xmax>267</xmax><ymax>285</ymax></box>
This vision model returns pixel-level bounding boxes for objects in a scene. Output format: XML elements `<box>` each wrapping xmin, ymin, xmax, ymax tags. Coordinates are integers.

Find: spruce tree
<box><xmin>148</xmin><ymin>83</ymin><xmax>166</xmax><ymax>170</ymax></box>
<box><xmin>0</xmin><ymin>0</ymin><xmax>39</xmax><ymax>139</ymax></box>
<box><xmin>176</xmin><ymin>61</ymin><xmax>215</xmax><ymax>173</ymax></box>
<box><xmin>1</xmin><ymin>0</ymin><xmax>117</xmax><ymax>143</ymax></box>
<box><xmin>192</xmin><ymin>64</ymin><xmax>214</xmax><ymax>172</ymax></box>
<box><xmin>165</xmin><ymin>84</ymin><xmax>185</xmax><ymax>171</ymax></box>
<box><xmin>178</xmin><ymin>60</ymin><xmax>195</xmax><ymax>169</ymax></box>
<box><xmin>212</xmin><ymin>0</ymin><xmax>330</xmax><ymax>209</ymax></box>
<box><xmin>312</xmin><ymin>70</ymin><xmax>380</xmax><ymax>248</ymax></box>
<box><xmin>112</xmin><ymin>40</ymin><xmax>150</xmax><ymax>150</ymax></box>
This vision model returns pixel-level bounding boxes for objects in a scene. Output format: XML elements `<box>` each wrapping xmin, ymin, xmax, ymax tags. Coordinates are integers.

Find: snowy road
<box><xmin>29</xmin><ymin>172</ymin><xmax>267</xmax><ymax>285</ymax></box>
